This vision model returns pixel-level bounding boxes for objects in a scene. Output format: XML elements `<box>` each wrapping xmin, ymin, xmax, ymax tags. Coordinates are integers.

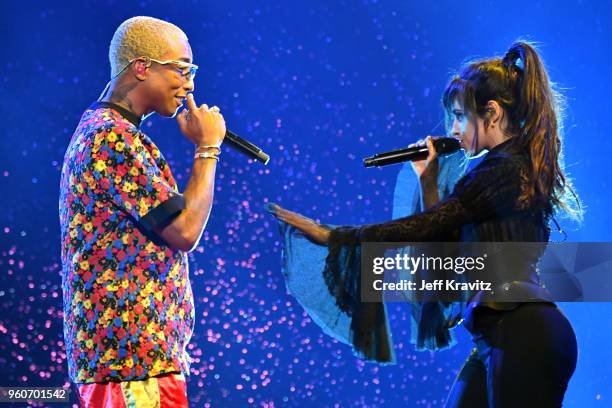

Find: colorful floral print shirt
<box><xmin>59</xmin><ymin>102</ymin><xmax>194</xmax><ymax>383</ymax></box>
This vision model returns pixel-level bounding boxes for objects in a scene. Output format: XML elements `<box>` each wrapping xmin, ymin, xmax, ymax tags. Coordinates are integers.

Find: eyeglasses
<box><xmin>98</xmin><ymin>56</ymin><xmax>199</xmax><ymax>101</ymax></box>
<box><xmin>111</xmin><ymin>56</ymin><xmax>198</xmax><ymax>82</ymax></box>
<box><xmin>129</xmin><ymin>56</ymin><xmax>198</xmax><ymax>81</ymax></box>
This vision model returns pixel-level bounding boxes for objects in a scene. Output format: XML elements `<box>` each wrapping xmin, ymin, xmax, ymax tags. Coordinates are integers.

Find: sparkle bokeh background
<box><xmin>1</xmin><ymin>0</ymin><xmax>611</xmax><ymax>406</ymax></box>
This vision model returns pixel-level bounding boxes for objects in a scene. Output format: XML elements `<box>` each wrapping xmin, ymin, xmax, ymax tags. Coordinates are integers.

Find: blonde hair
<box><xmin>109</xmin><ymin>16</ymin><xmax>188</xmax><ymax>78</ymax></box>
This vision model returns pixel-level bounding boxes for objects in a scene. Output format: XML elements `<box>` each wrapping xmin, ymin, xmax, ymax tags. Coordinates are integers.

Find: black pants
<box><xmin>445</xmin><ymin>303</ymin><xmax>577</xmax><ymax>408</ymax></box>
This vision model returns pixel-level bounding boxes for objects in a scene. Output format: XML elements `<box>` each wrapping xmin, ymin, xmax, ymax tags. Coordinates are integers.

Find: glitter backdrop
<box><xmin>1</xmin><ymin>1</ymin><xmax>611</xmax><ymax>406</ymax></box>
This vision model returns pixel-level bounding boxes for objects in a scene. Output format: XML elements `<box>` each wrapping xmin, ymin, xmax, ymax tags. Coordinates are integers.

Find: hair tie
<box><xmin>503</xmin><ymin>48</ymin><xmax>525</xmax><ymax>74</ymax></box>
<box><xmin>514</xmin><ymin>57</ymin><xmax>524</xmax><ymax>71</ymax></box>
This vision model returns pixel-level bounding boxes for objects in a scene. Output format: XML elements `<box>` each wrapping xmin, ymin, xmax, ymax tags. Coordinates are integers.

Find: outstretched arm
<box><xmin>266</xmin><ymin>204</ymin><xmax>331</xmax><ymax>245</ymax></box>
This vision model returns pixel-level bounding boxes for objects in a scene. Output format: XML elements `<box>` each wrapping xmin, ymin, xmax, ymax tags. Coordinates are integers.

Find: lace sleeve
<box><xmin>334</xmin><ymin>153</ymin><xmax>525</xmax><ymax>244</ymax></box>
<box><xmin>320</xmin><ymin>151</ymin><xmax>526</xmax><ymax>357</ymax></box>
<box><xmin>323</xmin><ymin>193</ymin><xmax>470</xmax><ymax>319</ymax></box>
<box><xmin>358</xmin><ymin>197</ymin><xmax>468</xmax><ymax>242</ymax></box>
<box><xmin>320</xmin><ymin>199</ymin><xmax>468</xmax><ymax>361</ymax></box>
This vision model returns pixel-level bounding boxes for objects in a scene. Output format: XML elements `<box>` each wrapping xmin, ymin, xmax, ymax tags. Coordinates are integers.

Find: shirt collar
<box><xmin>89</xmin><ymin>101</ymin><xmax>142</xmax><ymax>128</ymax></box>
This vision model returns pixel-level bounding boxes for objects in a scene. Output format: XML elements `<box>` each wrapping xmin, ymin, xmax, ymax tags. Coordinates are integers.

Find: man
<box><xmin>59</xmin><ymin>16</ymin><xmax>225</xmax><ymax>407</ymax></box>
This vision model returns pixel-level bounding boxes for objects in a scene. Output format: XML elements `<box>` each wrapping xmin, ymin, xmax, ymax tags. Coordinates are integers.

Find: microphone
<box><xmin>363</xmin><ymin>137</ymin><xmax>461</xmax><ymax>168</ymax></box>
<box><xmin>225</xmin><ymin>130</ymin><xmax>270</xmax><ymax>165</ymax></box>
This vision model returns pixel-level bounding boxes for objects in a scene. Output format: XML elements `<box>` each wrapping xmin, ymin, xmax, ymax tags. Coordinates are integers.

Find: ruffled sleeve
<box><xmin>276</xmin><ymin>150</ymin><xmax>526</xmax><ymax>358</ymax></box>
<box><xmin>324</xmin><ymin>152</ymin><xmax>527</xmax><ymax>352</ymax></box>
<box><xmin>278</xmin><ymin>220</ymin><xmax>395</xmax><ymax>363</ymax></box>
<box><xmin>323</xmin><ymin>227</ymin><xmax>395</xmax><ymax>362</ymax></box>
<box><xmin>324</xmin><ymin>199</ymin><xmax>468</xmax><ymax>353</ymax></box>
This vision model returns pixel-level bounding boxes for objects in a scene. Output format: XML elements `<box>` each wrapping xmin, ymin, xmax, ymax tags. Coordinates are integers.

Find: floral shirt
<box><xmin>59</xmin><ymin>102</ymin><xmax>194</xmax><ymax>383</ymax></box>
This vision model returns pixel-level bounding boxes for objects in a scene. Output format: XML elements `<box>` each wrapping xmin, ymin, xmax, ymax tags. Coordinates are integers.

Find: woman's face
<box><xmin>450</xmin><ymin>99</ymin><xmax>486</xmax><ymax>155</ymax></box>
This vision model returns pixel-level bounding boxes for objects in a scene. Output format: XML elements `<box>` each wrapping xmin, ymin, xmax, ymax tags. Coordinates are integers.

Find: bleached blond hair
<box><xmin>109</xmin><ymin>16</ymin><xmax>188</xmax><ymax>78</ymax></box>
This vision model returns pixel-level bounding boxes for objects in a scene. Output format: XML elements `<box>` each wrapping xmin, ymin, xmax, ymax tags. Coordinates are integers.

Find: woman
<box><xmin>268</xmin><ymin>41</ymin><xmax>582</xmax><ymax>407</ymax></box>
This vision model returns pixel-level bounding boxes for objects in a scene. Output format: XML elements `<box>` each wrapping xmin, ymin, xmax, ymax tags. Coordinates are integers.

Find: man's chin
<box><xmin>157</xmin><ymin>106</ymin><xmax>180</xmax><ymax>118</ymax></box>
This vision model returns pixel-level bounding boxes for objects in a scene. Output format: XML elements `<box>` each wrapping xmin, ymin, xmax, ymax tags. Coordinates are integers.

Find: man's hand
<box><xmin>266</xmin><ymin>203</ymin><xmax>331</xmax><ymax>245</ymax></box>
<box><xmin>176</xmin><ymin>93</ymin><xmax>226</xmax><ymax>147</ymax></box>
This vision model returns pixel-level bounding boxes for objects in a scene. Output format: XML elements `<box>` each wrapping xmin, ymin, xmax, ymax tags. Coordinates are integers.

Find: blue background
<box><xmin>1</xmin><ymin>0</ymin><xmax>611</xmax><ymax>406</ymax></box>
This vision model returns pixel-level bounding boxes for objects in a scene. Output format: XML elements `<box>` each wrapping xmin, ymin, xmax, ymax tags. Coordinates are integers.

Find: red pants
<box><xmin>76</xmin><ymin>373</ymin><xmax>188</xmax><ymax>408</ymax></box>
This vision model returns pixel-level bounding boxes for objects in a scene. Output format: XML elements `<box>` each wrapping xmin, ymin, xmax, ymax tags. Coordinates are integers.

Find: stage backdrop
<box><xmin>1</xmin><ymin>0</ymin><xmax>611</xmax><ymax>406</ymax></box>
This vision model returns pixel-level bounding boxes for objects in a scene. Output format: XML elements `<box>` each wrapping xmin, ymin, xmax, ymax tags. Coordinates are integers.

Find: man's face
<box><xmin>145</xmin><ymin>34</ymin><xmax>195</xmax><ymax>117</ymax></box>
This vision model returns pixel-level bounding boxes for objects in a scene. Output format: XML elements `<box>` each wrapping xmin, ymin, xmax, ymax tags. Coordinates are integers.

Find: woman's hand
<box><xmin>410</xmin><ymin>136</ymin><xmax>439</xmax><ymax>179</ymax></box>
<box><xmin>266</xmin><ymin>203</ymin><xmax>331</xmax><ymax>245</ymax></box>
<box><xmin>410</xmin><ymin>136</ymin><xmax>441</xmax><ymax>209</ymax></box>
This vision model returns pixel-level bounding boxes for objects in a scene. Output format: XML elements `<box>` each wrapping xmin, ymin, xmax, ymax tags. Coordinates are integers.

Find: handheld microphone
<box><xmin>225</xmin><ymin>130</ymin><xmax>270</xmax><ymax>165</ymax></box>
<box><xmin>363</xmin><ymin>137</ymin><xmax>461</xmax><ymax>168</ymax></box>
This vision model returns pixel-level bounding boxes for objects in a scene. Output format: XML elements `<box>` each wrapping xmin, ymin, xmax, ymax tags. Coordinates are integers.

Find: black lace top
<box><xmin>323</xmin><ymin>139</ymin><xmax>552</xmax><ymax>359</ymax></box>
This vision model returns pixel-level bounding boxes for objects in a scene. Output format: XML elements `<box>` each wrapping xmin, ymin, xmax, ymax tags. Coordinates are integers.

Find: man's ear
<box><xmin>131</xmin><ymin>59</ymin><xmax>149</xmax><ymax>81</ymax></box>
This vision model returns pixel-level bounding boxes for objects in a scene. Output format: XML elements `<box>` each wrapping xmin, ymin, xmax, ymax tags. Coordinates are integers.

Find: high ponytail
<box><xmin>504</xmin><ymin>42</ymin><xmax>581</xmax><ymax>220</ymax></box>
<box><xmin>443</xmin><ymin>40</ymin><xmax>582</xmax><ymax>221</ymax></box>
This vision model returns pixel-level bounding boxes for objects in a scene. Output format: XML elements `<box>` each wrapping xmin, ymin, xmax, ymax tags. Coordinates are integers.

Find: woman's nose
<box><xmin>452</xmin><ymin>121</ymin><xmax>461</xmax><ymax>136</ymax></box>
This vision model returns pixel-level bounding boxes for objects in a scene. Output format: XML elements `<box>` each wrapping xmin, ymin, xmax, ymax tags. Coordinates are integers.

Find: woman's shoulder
<box><xmin>482</xmin><ymin>142</ymin><xmax>530</xmax><ymax>169</ymax></box>
<box><xmin>444</xmin><ymin>147</ymin><xmax>535</xmax><ymax>221</ymax></box>
<box><xmin>459</xmin><ymin>148</ymin><xmax>528</xmax><ymax>189</ymax></box>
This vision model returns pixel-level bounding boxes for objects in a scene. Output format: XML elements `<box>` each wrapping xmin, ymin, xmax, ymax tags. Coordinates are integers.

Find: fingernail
<box><xmin>264</xmin><ymin>202</ymin><xmax>279</xmax><ymax>214</ymax></box>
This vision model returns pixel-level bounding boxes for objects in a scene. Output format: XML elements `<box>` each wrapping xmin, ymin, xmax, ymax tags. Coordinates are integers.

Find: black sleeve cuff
<box><xmin>140</xmin><ymin>195</ymin><xmax>186</xmax><ymax>232</ymax></box>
